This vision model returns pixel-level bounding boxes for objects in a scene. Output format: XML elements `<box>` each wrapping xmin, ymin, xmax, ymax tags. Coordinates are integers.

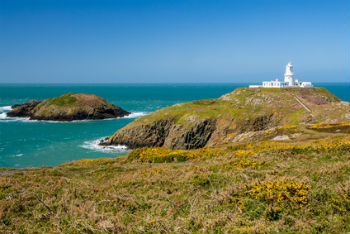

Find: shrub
<box><xmin>127</xmin><ymin>147</ymin><xmax>222</xmax><ymax>163</ymax></box>
<box><xmin>249</xmin><ymin>180</ymin><xmax>310</xmax><ymax>209</ymax></box>
<box><xmin>222</xmin><ymin>159</ymin><xmax>264</xmax><ymax>170</ymax></box>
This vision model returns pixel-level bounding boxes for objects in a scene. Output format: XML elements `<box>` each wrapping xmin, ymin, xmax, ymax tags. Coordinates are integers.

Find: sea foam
<box><xmin>0</xmin><ymin>111</ymin><xmax>147</xmax><ymax>123</ymax></box>
<box><xmin>81</xmin><ymin>138</ymin><xmax>129</xmax><ymax>153</ymax></box>
<box><xmin>0</xmin><ymin>106</ymin><xmax>12</xmax><ymax>111</ymax></box>
<box><xmin>0</xmin><ymin>112</ymin><xmax>8</xmax><ymax>119</ymax></box>
<box><xmin>122</xmin><ymin>112</ymin><xmax>147</xmax><ymax>118</ymax></box>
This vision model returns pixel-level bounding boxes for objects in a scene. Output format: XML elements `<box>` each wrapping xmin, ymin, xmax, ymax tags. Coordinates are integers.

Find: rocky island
<box><xmin>102</xmin><ymin>87</ymin><xmax>350</xmax><ymax>149</ymax></box>
<box><xmin>7</xmin><ymin>93</ymin><xmax>130</xmax><ymax>121</ymax></box>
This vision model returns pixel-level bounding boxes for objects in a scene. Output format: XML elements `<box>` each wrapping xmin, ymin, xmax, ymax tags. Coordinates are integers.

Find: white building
<box><xmin>249</xmin><ymin>62</ymin><xmax>313</xmax><ymax>88</ymax></box>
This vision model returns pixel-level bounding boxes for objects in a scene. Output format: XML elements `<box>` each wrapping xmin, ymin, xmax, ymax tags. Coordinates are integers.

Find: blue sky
<box><xmin>0</xmin><ymin>0</ymin><xmax>349</xmax><ymax>83</ymax></box>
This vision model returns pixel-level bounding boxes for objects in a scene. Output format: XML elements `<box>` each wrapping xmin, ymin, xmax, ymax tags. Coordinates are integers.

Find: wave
<box><xmin>0</xmin><ymin>113</ymin><xmax>31</xmax><ymax>122</ymax></box>
<box><xmin>0</xmin><ymin>106</ymin><xmax>12</xmax><ymax>111</ymax></box>
<box><xmin>0</xmin><ymin>112</ymin><xmax>8</xmax><ymax>119</ymax></box>
<box><xmin>0</xmin><ymin>111</ymin><xmax>147</xmax><ymax>123</ymax></box>
<box><xmin>122</xmin><ymin>112</ymin><xmax>147</xmax><ymax>118</ymax></box>
<box><xmin>81</xmin><ymin>138</ymin><xmax>129</xmax><ymax>153</ymax></box>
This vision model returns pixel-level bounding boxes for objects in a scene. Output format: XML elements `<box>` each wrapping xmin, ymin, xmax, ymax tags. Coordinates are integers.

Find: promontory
<box><xmin>102</xmin><ymin>87</ymin><xmax>350</xmax><ymax>149</ymax></box>
<box><xmin>7</xmin><ymin>93</ymin><xmax>130</xmax><ymax>121</ymax></box>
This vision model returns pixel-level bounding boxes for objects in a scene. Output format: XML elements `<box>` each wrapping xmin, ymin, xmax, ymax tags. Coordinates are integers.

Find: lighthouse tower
<box><xmin>284</xmin><ymin>62</ymin><xmax>294</xmax><ymax>86</ymax></box>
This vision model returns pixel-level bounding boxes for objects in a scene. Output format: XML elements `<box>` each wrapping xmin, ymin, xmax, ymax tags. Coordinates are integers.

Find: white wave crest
<box><xmin>0</xmin><ymin>106</ymin><xmax>12</xmax><ymax>111</ymax></box>
<box><xmin>122</xmin><ymin>112</ymin><xmax>147</xmax><ymax>119</ymax></box>
<box><xmin>0</xmin><ymin>114</ymin><xmax>31</xmax><ymax>122</ymax></box>
<box><xmin>0</xmin><ymin>111</ymin><xmax>147</xmax><ymax>123</ymax></box>
<box><xmin>81</xmin><ymin>138</ymin><xmax>129</xmax><ymax>153</ymax></box>
<box><xmin>0</xmin><ymin>112</ymin><xmax>8</xmax><ymax>119</ymax></box>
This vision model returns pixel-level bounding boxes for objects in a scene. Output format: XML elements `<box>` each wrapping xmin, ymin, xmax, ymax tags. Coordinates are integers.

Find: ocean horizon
<box><xmin>1</xmin><ymin>82</ymin><xmax>349</xmax><ymax>168</ymax></box>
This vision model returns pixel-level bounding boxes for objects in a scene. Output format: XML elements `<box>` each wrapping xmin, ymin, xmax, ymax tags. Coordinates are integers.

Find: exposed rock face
<box><xmin>166</xmin><ymin>119</ymin><xmax>217</xmax><ymax>150</ymax></box>
<box><xmin>106</xmin><ymin>118</ymin><xmax>174</xmax><ymax>148</ymax></box>
<box><xmin>7</xmin><ymin>93</ymin><xmax>130</xmax><ymax>121</ymax></box>
<box><xmin>105</xmin><ymin>118</ymin><xmax>217</xmax><ymax>150</ymax></box>
<box><xmin>103</xmin><ymin>87</ymin><xmax>350</xmax><ymax>150</ymax></box>
<box><xmin>7</xmin><ymin>100</ymin><xmax>42</xmax><ymax>118</ymax></box>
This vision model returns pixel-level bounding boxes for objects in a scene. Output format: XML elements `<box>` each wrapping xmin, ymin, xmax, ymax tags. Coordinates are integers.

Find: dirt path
<box><xmin>292</xmin><ymin>94</ymin><xmax>312</xmax><ymax>113</ymax></box>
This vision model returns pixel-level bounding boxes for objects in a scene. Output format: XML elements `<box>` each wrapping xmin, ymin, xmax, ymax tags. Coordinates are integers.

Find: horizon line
<box><xmin>0</xmin><ymin>81</ymin><xmax>349</xmax><ymax>85</ymax></box>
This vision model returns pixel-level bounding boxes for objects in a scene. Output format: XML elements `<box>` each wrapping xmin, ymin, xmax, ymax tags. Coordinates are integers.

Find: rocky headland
<box><xmin>7</xmin><ymin>93</ymin><xmax>130</xmax><ymax>121</ymax></box>
<box><xmin>102</xmin><ymin>87</ymin><xmax>350</xmax><ymax>149</ymax></box>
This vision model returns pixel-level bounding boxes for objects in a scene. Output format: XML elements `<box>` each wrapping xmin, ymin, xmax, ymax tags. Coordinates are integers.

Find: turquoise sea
<box><xmin>0</xmin><ymin>83</ymin><xmax>349</xmax><ymax>168</ymax></box>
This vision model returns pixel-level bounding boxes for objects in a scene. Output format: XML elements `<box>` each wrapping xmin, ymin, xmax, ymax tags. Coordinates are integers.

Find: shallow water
<box><xmin>0</xmin><ymin>83</ymin><xmax>348</xmax><ymax>168</ymax></box>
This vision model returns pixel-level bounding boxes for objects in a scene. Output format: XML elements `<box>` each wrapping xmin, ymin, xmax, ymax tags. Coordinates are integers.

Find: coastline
<box><xmin>1</xmin><ymin>83</ymin><xmax>349</xmax><ymax>168</ymax></box>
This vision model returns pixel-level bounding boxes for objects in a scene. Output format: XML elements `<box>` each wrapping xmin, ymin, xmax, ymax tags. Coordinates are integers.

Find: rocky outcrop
<box><xmin>103</xmin><ymin>118</ymin><xmax>217</xmax><ymax>150</ymax></box>
<box><xmin>105</xmin><ymin>118</ymin><xmax>175</xmax><ymax>148</ymax></box>
<box><xmin>168</xmin><ymin>119</ymin><xmax>217</xmax><ymax>149</ymax></box>
<box><xmin>7</xmin><ymin>93</ymin><xmax>130</xmax><ymax>121</ymax></box>
<box><xmin>102</xmin><ymin>87</ymin><xmax>350</xmax><ymax>150</ymax></box>
<box><xmin>7</xmin><ymin>100</ymin><xmax>42</xmax><ymax>118</ymax></box>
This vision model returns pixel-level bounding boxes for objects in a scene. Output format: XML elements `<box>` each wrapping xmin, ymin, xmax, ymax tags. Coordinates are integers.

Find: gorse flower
<box><xmin>128</xmin><ymin>147</ymin><xmax>221</xmax><ymax>163</ymax></box>
<box><xmin>308</xmin><ymin>123</ymin><xmax>350</xmax><ymax>129</ymax></box>
<box><xmin>223</xmin><ymin>159</ymin><xmax>264</xmax><ymax>170</ymax></box>
<box><xmin>249</xmin><ymin>180</ymin><xmax>310</xmax><ymax>209</ymax></box>
<box><xmin>234</xmin><ymin>150</ymin><xmax>255</xmax><ymax>157</ymax></box>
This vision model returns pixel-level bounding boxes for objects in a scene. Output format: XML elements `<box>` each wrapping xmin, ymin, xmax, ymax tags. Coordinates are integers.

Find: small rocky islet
<box><xmin>7</xmin><ymin>93</ymin><xmax>130</xmax><ymax>121</ymax></box>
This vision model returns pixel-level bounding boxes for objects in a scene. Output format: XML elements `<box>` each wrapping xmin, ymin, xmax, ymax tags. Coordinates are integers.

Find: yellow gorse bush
<box><xmin>72</xmin><ymin>158</ymin><xmax>116</xmax><ymax>164</ymax></box>
<box><xmin>128</xmin><ymin>147</ymin><xmax>221</xmax><ymax>163</ymax></box>
<box><xmin>249</xmin><ymin>180</ymin><xmax>310</xmax><ymax>208</ymax></box>
<box><xmin>223</xmin><ymin>159</ymin><xmax>264</xmax><ymax>170</ymax></box>
<box><xmin>129</xmin><ymin>139</ymin><xmax>349</xmax><ymax>163</ymax></box>
<box><xmin>234</xmin><ymin>150</ymin><xmax>255</xmax><ymax>157</ymax></box>
<box><xmin>242</xmin><ymin>139</ymin><xmax>350</xmax><ymax>153</ymax></box>
<box><xmin>281</xmin><ymin>125</ymin><xmax>297</xmax><ymax>129</ymax></box>
<box><xmin>308</xmin><ymin>122</ymin><xmax>350</xmax><ymax>129</ymax></box>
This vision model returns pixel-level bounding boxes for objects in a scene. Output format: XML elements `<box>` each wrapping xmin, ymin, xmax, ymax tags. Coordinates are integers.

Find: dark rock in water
<box><xmin>8</xmin><ymin>100</ymin><xmax>42</xmax><ymax>118</ymax></box>
<box><xmin>7</xmin><ymin>93</ymin><xmax>130</xmax><ymax>121</ymax></box>
<box><xmin>99</xmin><ymin>137</ymin><xmax>110</xmax><ymax>145</ymax></box>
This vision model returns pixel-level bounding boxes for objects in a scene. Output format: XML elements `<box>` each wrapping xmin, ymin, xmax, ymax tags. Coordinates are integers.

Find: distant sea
<box><xmin>0</xmin><ymin>83</ymin><xmax>349</xmax><ymax>168</ymax></box>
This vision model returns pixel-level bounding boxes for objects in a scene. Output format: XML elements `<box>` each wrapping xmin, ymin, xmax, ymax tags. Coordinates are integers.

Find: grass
<box><xmin>48</xmin><ymin>93</ymin><xmax>77</xmax><ymax>106</ymax></box>
<box><xmin>129</xmin><ymin>87</ymin><xmax>348</xmax><ymax>133</ymax></box>
<box><xmin>0</xmin><ymin>134</ymin><xmax>349</xmax><ymax>234</ymax></box>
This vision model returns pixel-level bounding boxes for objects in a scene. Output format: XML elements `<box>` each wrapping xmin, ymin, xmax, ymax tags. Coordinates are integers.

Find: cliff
<box><xmin>104</xmin><ymin>87</ymin><xmax>349</xmax><ymax>149</ymax></box>
<box><xmin>7</xmin><ymin>93</ymin><xmax>130</xmax><ymax>121</ymax></box>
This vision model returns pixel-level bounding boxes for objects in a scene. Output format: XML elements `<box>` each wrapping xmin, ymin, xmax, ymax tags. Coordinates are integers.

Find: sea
<box><xmin>0</xmin><ymin>83</ymin><xmax>349</xmax><ymax>168</ymax></box>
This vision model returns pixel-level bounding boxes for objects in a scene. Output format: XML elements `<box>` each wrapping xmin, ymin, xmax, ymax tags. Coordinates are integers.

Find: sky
<box><xmin>0</xmin><ymin>0</ymin><xmax>349</xmax><ymax>83</ymax></box>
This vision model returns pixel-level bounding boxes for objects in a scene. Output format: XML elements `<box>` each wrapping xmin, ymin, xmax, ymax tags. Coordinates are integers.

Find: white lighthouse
<box><xmin>248</xmin><ymin>62</ymin><xmax>313</xmax><ymax>88</ymax></box>
<box><xmin>284</xmin><ymin>62</ymin><xmax>294</xmax><ymax>86</ymax></box>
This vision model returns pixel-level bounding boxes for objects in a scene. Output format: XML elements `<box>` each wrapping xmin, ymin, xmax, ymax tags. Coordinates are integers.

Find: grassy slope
<box><xmin>126</xmin><ymin>87</ymin><xmax>348</xmax><ymax>129</ymax></box>
<box><xmin>1</xmin><ymin>126</ymin><xmax>349</xmax><ymax>234</ymax></box>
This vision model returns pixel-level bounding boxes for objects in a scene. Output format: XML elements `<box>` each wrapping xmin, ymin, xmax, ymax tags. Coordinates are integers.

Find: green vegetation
<box><xmin>48</xmin><ymin>93</ymin><xmax>77</xmax><ymax>106</ymax></box>
<box><xmin>124</xmin><ymin>87</ymin><xmax>348</xmax><ymax>135</ymax></box>
<box><xmin>107</xmin><ymin>87</ymin><xmax>349</xmax><ymax>150</ymax></box>
<box><xmin>1</xmin><ymin>88</ymin><xmax>349</xmax><ymax>233</ymax></box>
<box><xmin>1</xmin><ymin>133</ymin><xmax>349</xmax><ymax>234</ymax></box>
